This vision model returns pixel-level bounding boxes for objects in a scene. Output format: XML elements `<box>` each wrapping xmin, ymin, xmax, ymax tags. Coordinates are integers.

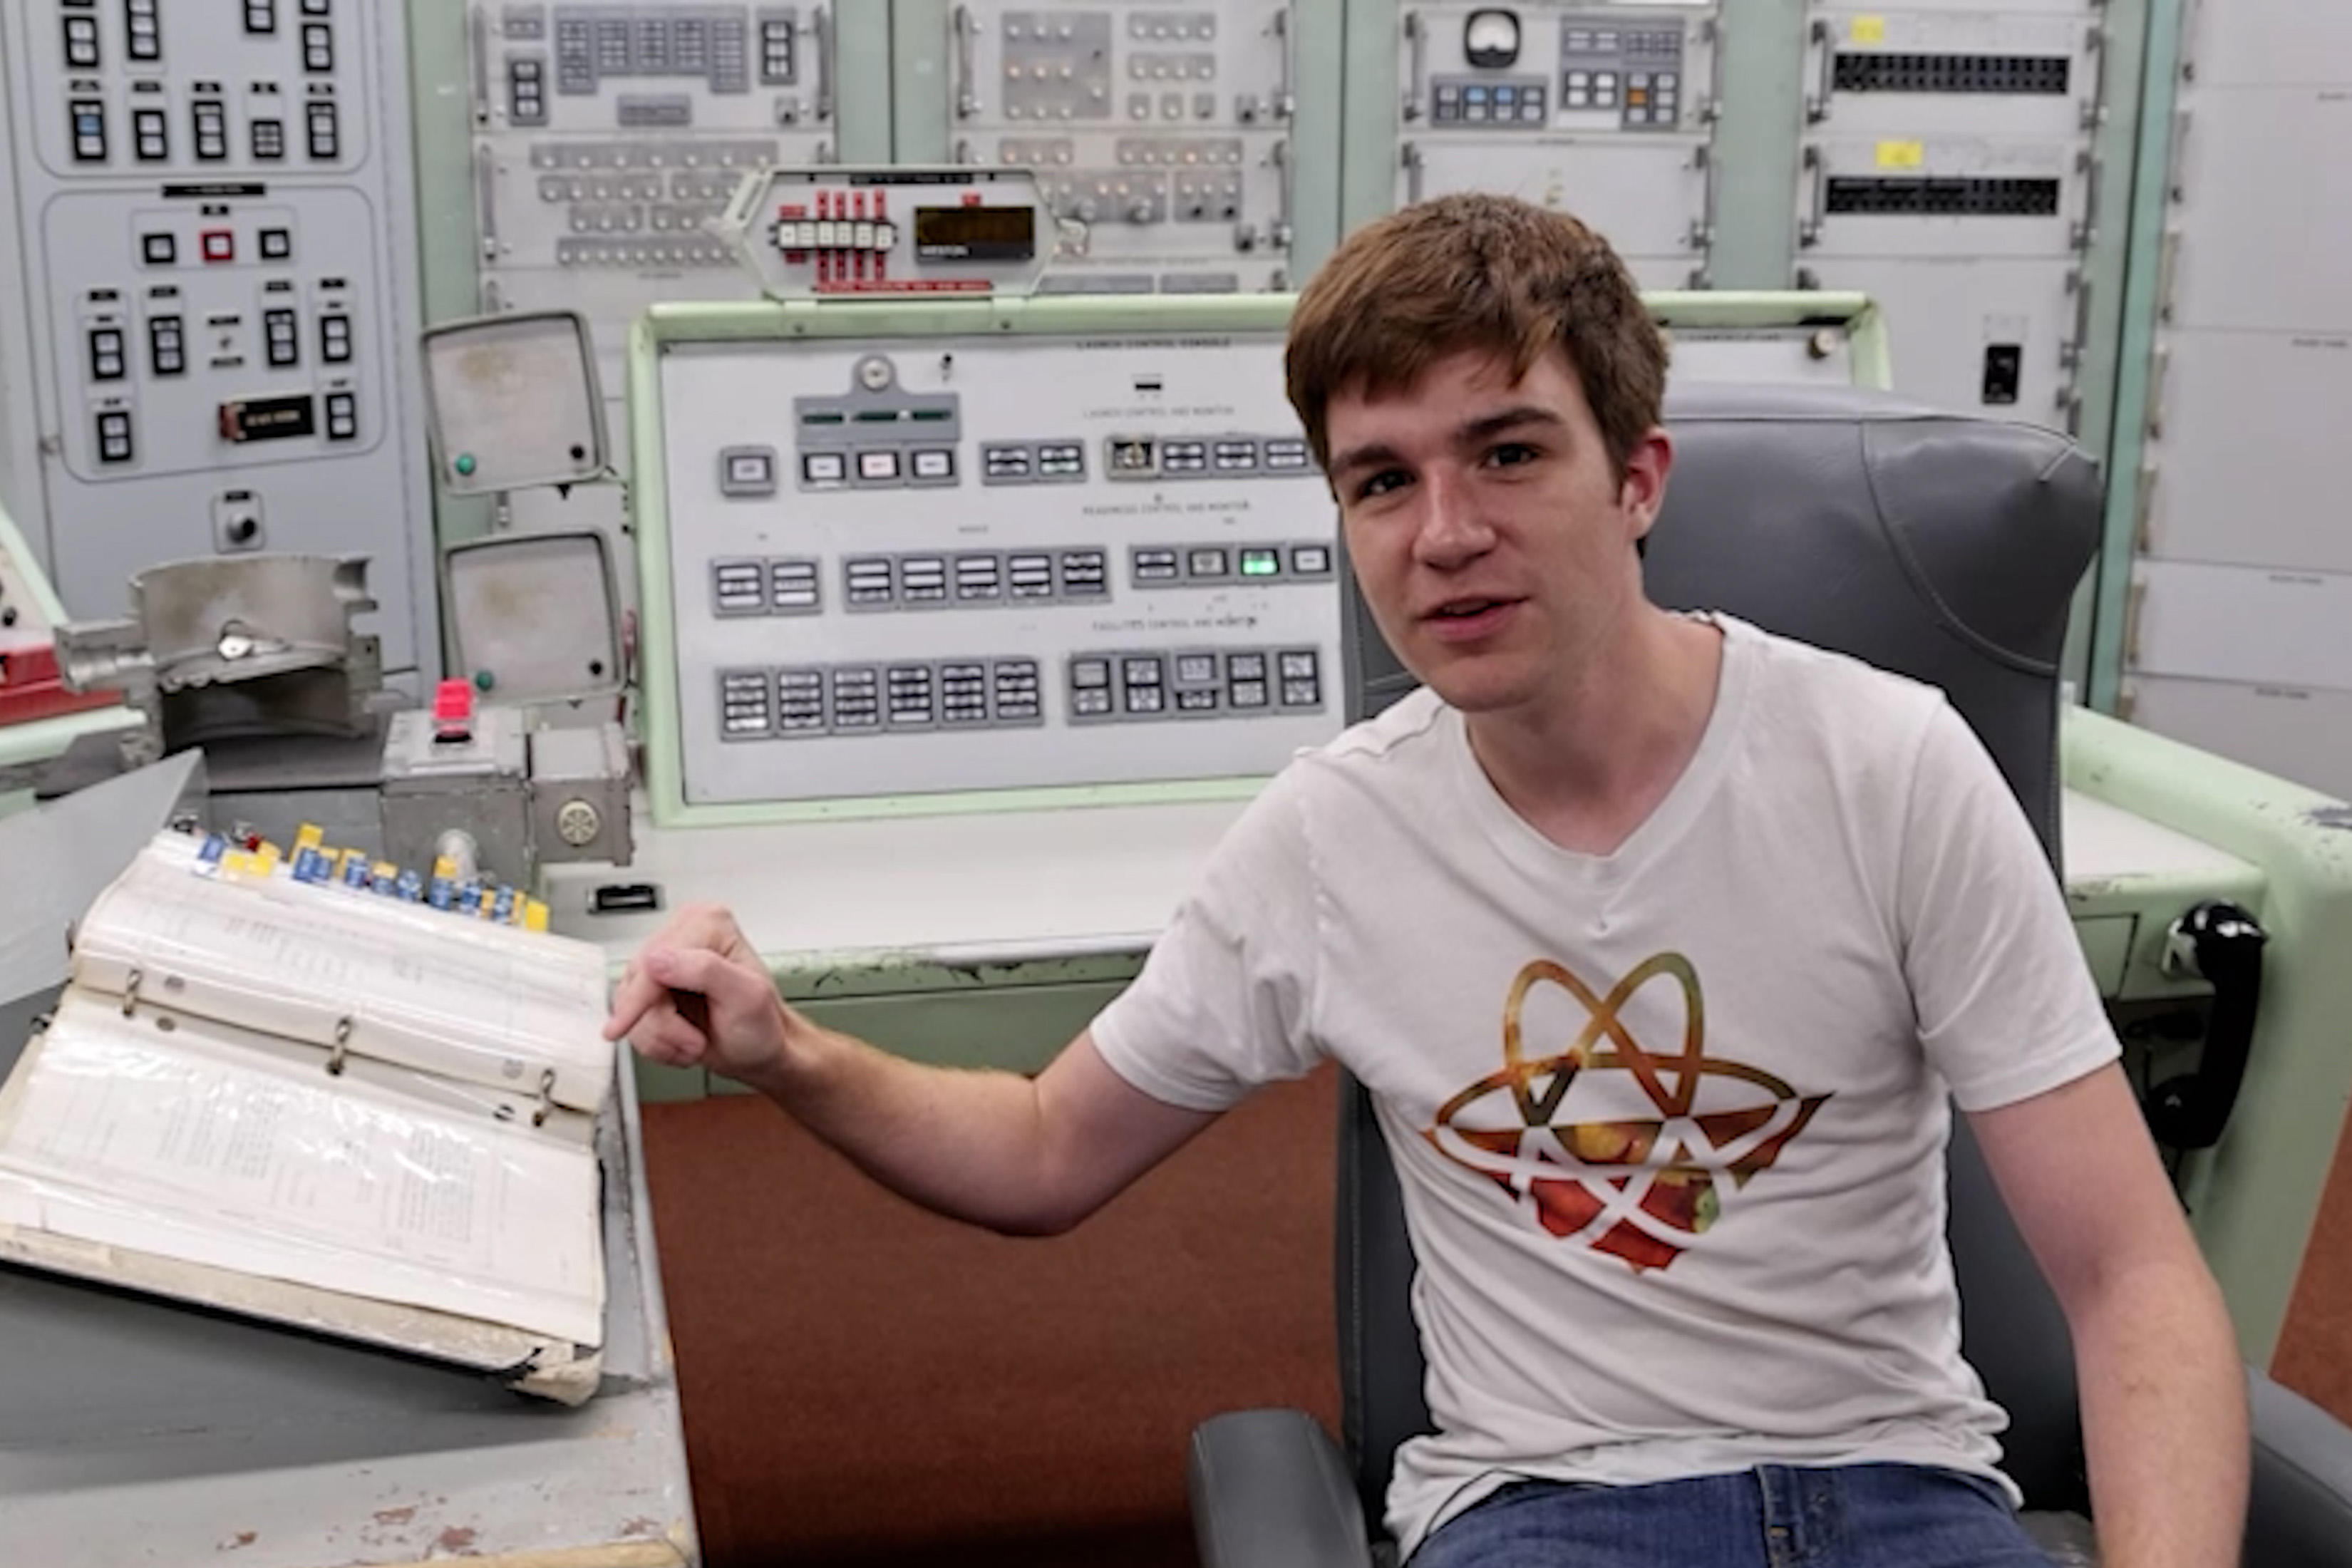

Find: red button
<box><xmin>432</xmin><ymin>677</ymin><xmax>475</xmax><ymax>741</ymax></box>
<box><xmin>200</xmin><ymin>229</ymin><xmax>234</xmax><ymax>263</ymax></box>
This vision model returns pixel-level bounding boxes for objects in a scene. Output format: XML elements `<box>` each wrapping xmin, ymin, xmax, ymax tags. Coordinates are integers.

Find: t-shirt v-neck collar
<box><xmin>1444</xmin><ymin>612</ymin><xmax>1758</xmax><ymax>886</ymax></box>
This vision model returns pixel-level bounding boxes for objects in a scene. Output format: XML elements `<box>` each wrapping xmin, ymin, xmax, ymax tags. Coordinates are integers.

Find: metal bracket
<box><xmin>1804</xmin><ymin>19</ymin><xmax>1835</xmax><ymax>124</ymax></box>
<box><xmin>1402</xmin><ymin>11</ymin><xmax>1426</xmax><ymax>122</ymax></box>
<box><xmin>951</xmin><ymin>4</ymin><xmax>980</xmax><ymax>120</ymax></box>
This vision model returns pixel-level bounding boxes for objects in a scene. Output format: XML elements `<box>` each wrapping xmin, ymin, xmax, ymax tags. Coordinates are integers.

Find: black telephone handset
<box><xmin>2142</xmin><ymin>901</ymin><xmax>2269</xmax><ymax>1151</ymax></box>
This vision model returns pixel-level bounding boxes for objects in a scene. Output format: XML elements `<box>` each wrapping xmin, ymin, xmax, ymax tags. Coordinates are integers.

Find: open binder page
<box><xmin>70</xmin><ymin>835</ymin><xmax>614</xmax><ymax>1110</ymax></box>
<box><xmin>0</xmin><ymin>993</ymin><xmax>605</xmax><ymax>1348</ymax></box>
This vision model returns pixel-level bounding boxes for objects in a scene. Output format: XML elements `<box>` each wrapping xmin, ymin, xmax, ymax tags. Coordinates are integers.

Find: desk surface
<box><xmin>0</xmin><ymin>990</ymin><xmax>699</xmax><ymax>1568</ymax></box>
<box><xmin>545</xmin><ymin>795</ymin><xmax>1254</xmax><ymax>974</ymax></box>
<box><xmin>547</xmin><ymin>788</ymin><xmax>2247</xmax><ymax>974</ymax></box>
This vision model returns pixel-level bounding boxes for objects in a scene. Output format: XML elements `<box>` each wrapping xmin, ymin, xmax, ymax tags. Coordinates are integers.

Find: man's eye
<box><xmin>1485</xmin><ymin>443</ymin><xmax>1538</xmax><ymax>468</ymax></box>
<box><xmin>1355</xmin><ymin>469</ymin><xmax>1408</xmax><ymax>501</ymax></box>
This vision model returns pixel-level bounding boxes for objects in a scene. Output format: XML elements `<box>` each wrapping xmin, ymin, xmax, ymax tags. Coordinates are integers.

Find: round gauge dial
<box><xmin>1463</xmin><ymin>9</ymin><xmax>1522</xmax><ymax>69</ymax></box>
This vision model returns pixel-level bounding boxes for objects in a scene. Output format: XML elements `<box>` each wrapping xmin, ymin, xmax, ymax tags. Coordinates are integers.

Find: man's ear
<box><xmin>1623</xmin><ymin>425</ymin><xmax>1674</xmax><ymax>553</ymax></box>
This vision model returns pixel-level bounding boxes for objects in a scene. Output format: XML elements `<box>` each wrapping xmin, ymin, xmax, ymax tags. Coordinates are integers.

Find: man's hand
<box><xmin>603</xmin><ymin>902</ymin><xmax>792</xmax><ymax>1085</ymax></box>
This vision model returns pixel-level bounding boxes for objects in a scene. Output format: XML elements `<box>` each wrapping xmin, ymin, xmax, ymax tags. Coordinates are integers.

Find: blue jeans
<box><xmin>1409</xmin><ymin>1464</ymin><xmax>2056</xmax><ymax>1568</ymax></box>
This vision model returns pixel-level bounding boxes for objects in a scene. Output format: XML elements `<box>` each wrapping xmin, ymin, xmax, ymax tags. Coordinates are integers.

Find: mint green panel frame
<box><xmin>2068</xmin><ymin>0</ymin><xmax>2161</xmax><ymax>706</ymax></box>
<box><xmin>888</xmin><ymin>0</ymin><xmax>1348</xmax><ymax>279</ymax></box>
<box><xmin>626</xmin><ymin>289</ymin><xmax>1888</xmax><ymax>828</ymax></box>
<box><xmin>2065</xmin><ymin>706</ymin><xmax>2352</xmax><ymax>1368</ymax></box>
<box><xmin>2086</xmin><ymin>0</ymin><xmax>2185</xmax><ymax>714</ymax></box>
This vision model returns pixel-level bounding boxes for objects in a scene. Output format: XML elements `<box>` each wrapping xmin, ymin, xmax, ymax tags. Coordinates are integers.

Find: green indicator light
<box><xmin>909</xmin><ymin>407</ymin><xmax>953</xmax><ymax>421</ymax></box>
<box><xmin>474</xmin><ymin>669</ymin><xmax>495</xmax><ymax>692</ymax></box>
<box><xmin>801</xmin><ymin>411</ymin><xmax>845</xmax><ymax>425</ymax></box>
<box><xmin>1240</xmin><ymin>552</ymin><xmax>1279</xmax><ymax>577</ymax></box>
<box><xmin>453</xmin><ymin>453</ymin><xmax>477</xmax><ymax>476</ymax></box>
<box><xmin>854</xmin><ymin>408</ymin><xmax>902</xmax><ymax>423</ymax></box>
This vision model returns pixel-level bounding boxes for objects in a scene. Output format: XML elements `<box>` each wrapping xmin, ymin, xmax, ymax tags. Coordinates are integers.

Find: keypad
<box><xmin>1067</xmin><ymin>646</ymin><xmax>1324</xmax><ymax>723</ymax></box>
<box><xmin>1130</xmin><ymin>539</ymin><xmax>1336</xmax><ymax>587</ymax></box>
<box><xmin>717</xmin><ymin>657</ymin><xmax>1046</xmax><ymax>740</ymax></box>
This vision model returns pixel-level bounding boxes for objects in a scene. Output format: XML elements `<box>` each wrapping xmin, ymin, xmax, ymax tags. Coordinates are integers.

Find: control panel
<box><xmin>1391</xmin><ymin>2</ymin><xmax>1721</xmax><ymax>289</ymax></box>
<box><xmin>644</xmin><ymin>304</ymin><xmax>1340</xmax><ymax>812</ymax></box>
<box><xmin>721</xmin><ymin>165</ymin><xmax>1061</xmax><ymax>298</ymax></box>
<box><xmin>1795</xmin><ymin>2</ymin><xmax>2106</xmax><ymax>425</ymax></box>
<box><xmin>942</xmin><ymin>2</ymin><xmax>1300</xmax><ymax>294</ymax></box>
<box><xmin>0</xmin><ymin>1</ymin><xmax>432</xmax><ymax>674</ymax></box>
<box><xmin>468</xmin><ymin>1</ymin><xmax>862</xmax><ymax>542</ymax></box>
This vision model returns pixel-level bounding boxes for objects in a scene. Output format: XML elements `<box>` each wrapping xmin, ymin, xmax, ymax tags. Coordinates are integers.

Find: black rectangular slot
<box><xmin>218</xmin><ymin>393</ymin><xmax>317</xmax><ymax>442</ymax></box>
<box><xmin>1823</xmin><ymin>177</ymin><xmax>2061</xmax><ymax>217</ymax></box>
<box><xmin>1981</xmin><ymin>344</ymin><xmax>2023</xmax><ymax>406</ymax></box>
<box><xmin>1832</xmin><ymin>53</ymin><xmax>2070</xmax><ymax>96</ymax></box>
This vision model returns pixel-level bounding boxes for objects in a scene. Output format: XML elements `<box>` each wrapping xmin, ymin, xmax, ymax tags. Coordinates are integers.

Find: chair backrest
<box><xmin>1338</xmin><ymin>383</ymin><xmax>2105</xmax><ymax>1535</ymax></box>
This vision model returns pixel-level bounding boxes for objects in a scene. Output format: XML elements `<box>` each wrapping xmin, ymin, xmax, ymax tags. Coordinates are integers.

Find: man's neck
<box><xmin>1464</xmin><ymin>608</ymin><xmax>1727</xmax><ymax>857</ymax></box>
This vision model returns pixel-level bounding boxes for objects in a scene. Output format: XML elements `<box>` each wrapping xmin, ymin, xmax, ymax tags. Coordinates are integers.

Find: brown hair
<box><xmin>1285</xmin><ymin>195</ymin><xmax>1668</xmax><ymax>480</ymax></box>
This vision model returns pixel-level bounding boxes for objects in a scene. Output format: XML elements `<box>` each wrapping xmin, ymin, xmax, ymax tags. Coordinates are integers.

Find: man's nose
<box><xmin>1413</xmin><ymin>468</ymin><xmax>1495</xmax><ymax>567</ymax></box>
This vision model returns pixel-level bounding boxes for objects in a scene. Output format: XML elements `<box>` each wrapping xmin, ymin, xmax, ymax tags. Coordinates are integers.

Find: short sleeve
<box><xmin>1089</xmin><ymin>769</ymin><xmax>1327</xmax><ymax>1112</ymax></box>
<box><xmin>1898</xmin><ymin>701</ymin><xmax>2120</xmax><ymax>1111</ymax></box>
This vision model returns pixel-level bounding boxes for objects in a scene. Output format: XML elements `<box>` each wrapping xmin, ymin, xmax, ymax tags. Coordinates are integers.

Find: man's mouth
<box><xmin>1429</xmin><ymin>597</ymin><xmax>1510</xmax><ymax>620</ymax></box>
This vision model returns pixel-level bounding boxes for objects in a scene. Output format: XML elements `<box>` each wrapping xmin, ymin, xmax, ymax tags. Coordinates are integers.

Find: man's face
<box><xmin>1323</xmin><ymin>346</ymin><xmax>1670</xmax><ymax>719</ymax></box>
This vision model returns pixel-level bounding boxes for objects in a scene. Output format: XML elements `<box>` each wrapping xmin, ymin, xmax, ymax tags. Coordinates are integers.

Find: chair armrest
<box><xmin>2248</xmin><ymin>1368</ymin><xmax>2352</xmax><ymax>1567</ymax></box>
<box><xmin>1187</xmin><ymin>1408</ymin><xmax>1373</xmax><ymax>1568</ymax></box>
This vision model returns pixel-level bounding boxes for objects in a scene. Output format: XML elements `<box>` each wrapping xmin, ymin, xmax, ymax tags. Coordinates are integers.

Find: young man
<box><xmin>607</xmin><ymin>195</ymin><xmax>2247</xmax><ymax>1567</ymax></box>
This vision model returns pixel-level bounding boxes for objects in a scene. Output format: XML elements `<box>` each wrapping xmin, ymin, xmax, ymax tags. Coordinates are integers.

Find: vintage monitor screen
<box><xmin>912</xmin><ymin>205</ymin><xmax>1036</xmax><ymax>262</ymax></box>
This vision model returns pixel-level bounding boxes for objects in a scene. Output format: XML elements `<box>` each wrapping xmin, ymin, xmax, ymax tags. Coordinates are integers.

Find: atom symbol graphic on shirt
<box><xmin>1423</xmin><ymin>954</ymin><xmax>1830</xmax><ymax>1273</ymax></box>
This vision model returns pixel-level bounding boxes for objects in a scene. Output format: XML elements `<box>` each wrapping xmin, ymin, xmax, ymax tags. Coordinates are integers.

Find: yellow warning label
<box><xmin>1851</xmin><ymin>16</ymin><xmax>1887</xmax><ymax>45</ymax></box>
<box><xmin>1875</xmin><ymin>139</ymin><xmax>1925</xmax><ymax>169</ymax></box>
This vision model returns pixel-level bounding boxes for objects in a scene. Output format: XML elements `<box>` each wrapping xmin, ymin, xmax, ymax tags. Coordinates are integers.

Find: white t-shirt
<box><xmin>1090</xmin><ymin>615</ymin><xmax>2119</xmax><ymax>1557</ymax></box>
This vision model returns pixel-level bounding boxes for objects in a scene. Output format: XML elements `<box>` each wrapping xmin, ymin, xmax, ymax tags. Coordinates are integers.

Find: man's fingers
<box><xmin>636</xmin><ymin>1011</ymin><xmax>711</xmax><ymax>1067</ymax></box>
<box><xmin>602</xmin><ymin>904</ymin><xmax>751</xmax><ymax>1040</ymax></box>
<box><xmin>646</xmin><ymin>945</ymin><xmax>771</xmax><ymax>1027</ymax></box>
<box><xmin>604</xmin><ymin>959</ymin><xmax>666</xmax><ymax>1041</ymax></box>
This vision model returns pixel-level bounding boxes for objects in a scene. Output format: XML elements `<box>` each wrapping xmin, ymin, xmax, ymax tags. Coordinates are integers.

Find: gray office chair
<box><xmin>1186</xmin><ymin>384</ymin><xmax>2352</xmax><ymax>1567</ymax></box>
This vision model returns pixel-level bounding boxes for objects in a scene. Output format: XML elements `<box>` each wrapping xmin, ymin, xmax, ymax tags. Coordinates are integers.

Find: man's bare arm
<box><xmin>1969</xmin><ymin>1063</ymin><xmax>2247</xmax><ymax>1567</ymax></box>
<box><xmin>606</xmin><ymin>904</ymin><xmax>1219</xmax><ymax>1236</ymax></box>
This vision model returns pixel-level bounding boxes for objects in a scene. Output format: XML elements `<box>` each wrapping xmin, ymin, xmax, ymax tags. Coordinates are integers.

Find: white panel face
<box><xmin>2130</xmin><ymin>561</ymin><xmax>2352</xmax><ymax>693</ymax></box>
<box><xmin>1403</xmin><ymin>140</ymin><xmax>1709</xmax><ymax>277</ymax></box>
<box><xmin>0</xmin><ymin>2</ymin><xmax>431</xmax><ymax>671</ymax></box>
<box><xmin>2127</xmin><ymin>675</ymin><xmax>2352</xmax><ymax>804</ymax></box>
<box><xmin>1795</xmin><ymin>0</ymin><xmax>2097</xmax><ymax>427</ymax></box>
<box><xmin>657</xmin><ymin>331</ymin><xmax>1343</xmax><ymax>805</ymax></box>
<box><xmin>1799</xmin><ymin>135</ymin><xmax>2085</xmax><ymax>260</ymax></box>
<box><xmin>1663</xmin><ymin>330</ymin><xmax>1857</xmax><ymax>387</ymax></box>
<box><xmin>2182</xmin><ymin>0</ymin><xmax>2352</xmax><ymax>88</ymax></box>
<box><xmin>471</xmin><ymin>4</ymin><xmax>843</xmax><ymax>569</ymax></box>
<box><xmin>2133</xmin><ymin>4</ymin><xmax>2352</xmax><ymax>709</ymax></box>
<box><xmin>1807</xmin><ymin>8</ymin><xmax>2098</xmax><ymax>140</ymax></box>
<box><xmin>947</xmin><ymin>3</ymin><xmax>1296</xmax><ymax>291</ymax></box>
<box><xmin>1802</xmin><ymin>257</ymin><xmax>2076</xmax><ymax>420</ymax></box>
<box><xmin>2142</xmin><ymin>330</ymin><xmax>2352</xmax><ymax>573</ymax></box>
<box><xmin>1395</xmin><ymin>3</ymin><xmax>1716</xmax><ymax>279</ymax></box>
<box><xmin>2167</xmin><ymin>89</ymin><xmax>2352</xmax><ymax>334</ymax></box>
<box><xmin>1803</xmin><ymin>0</ymin><xmax>2098</xmax><ymax>11</ymax></box>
